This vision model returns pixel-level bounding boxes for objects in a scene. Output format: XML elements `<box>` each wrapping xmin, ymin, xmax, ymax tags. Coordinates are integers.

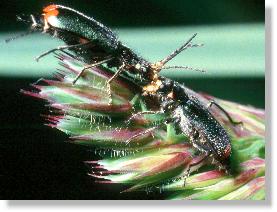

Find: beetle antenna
<box><xmin>160</xmin><ymin>33</ymin><xmax>197</xmax><ymax>66</ymax></box>
<box><xmin>16</xmin><ymin>14</ymin><xmax>32</xmax><ymax>24</ymax></box>
<box><xmin>5</xmin><ymin>14</ymin><xmax>40</xmax><ymax>43</ymax></box>
<box><xmin>5</xmin><ymin>30</ymin><xmax>34</xmax><ymax>43</ymax></box>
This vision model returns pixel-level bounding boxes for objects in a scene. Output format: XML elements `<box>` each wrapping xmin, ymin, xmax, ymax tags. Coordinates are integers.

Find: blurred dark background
<box><xmin>0</xmin><ymin>0</ymin><xmax>264</xmax><ymax>200</ymax></box>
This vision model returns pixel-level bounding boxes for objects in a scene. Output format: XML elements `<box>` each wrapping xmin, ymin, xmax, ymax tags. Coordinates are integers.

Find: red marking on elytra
<box><xmin>45</xmin><ymin>10</ymin><xmax>59</xmax><ymax>19</ymax></box>
<box><xmin>43</xmin><ymin>4</ymin><xmax>58</xmax><ymax>13</ymax></box>
<box><xmin>43</xmin><ymin>4</ymin><xmax>59</xmax><ymax>20</ymax></box>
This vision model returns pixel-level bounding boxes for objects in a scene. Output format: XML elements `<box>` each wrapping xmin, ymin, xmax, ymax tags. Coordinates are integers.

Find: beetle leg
<box><xmin>183</xmin><ymin>154</ymin><xmax>208</xmax><ymax>187</ymax></box>
<box><xmin>72</xmin><ymin>57</ymin><xmax>114</xmax><ymax>84</ymax></box>
<box><xmin>208</xmin><ymin>101</ymin><xmax>243</xmax><ymax>126</ymax></box>
<box><xmin>125</xmin><ymin>110</ymin><xmax>164</xmax><ymax>124</ymax></box>
<box><xmin>125</xmin><ymin>126</ymin><xmax>159</xmax><ymax>145</ymax></box>
<box><xmin>30</xmin><ymin>15</ymin><xmax>39</xmax><ymax>29</ymax></box>
<box><xmin>35</xmin><ymin>41</ymin><xmax>93</xmax><ymax>62</ymax></box>
<box><xmin>124</xmin><ymin>116</ymin><xmax>173</xmax><ymax>145</ymax></box>
<box><xmin>106</xmin><ymin>63</ymin><xmax>125</xmax><ymax>105</ymax></box>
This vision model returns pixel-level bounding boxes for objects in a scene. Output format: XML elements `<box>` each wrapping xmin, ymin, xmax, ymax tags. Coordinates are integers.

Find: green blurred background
<box><xmin>0</xmin><ymin>0</ymin><xmax>264</xmax><ymax>199</ymax></box>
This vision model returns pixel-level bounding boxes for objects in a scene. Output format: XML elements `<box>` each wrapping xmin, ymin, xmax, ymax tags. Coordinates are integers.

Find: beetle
<box><xmin>30</xmin><ymin>5</ymin><xmax>149</xmax><ymax>91</ymax></box>
<box><xmin>127</xmin><ymin>76</ymin><xmax>242</xmax><ymax>175</ymax></box>
<box><xmin>27</xmin><ymin>4</ymin><xmax>203</xmax><ymax>103</ymax></box>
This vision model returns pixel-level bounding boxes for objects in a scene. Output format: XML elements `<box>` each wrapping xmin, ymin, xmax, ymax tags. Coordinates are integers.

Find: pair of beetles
<box><xmin>16</xmin><ymin>4</ymin><xmax>243</xmax><ymax>177</ymax></box>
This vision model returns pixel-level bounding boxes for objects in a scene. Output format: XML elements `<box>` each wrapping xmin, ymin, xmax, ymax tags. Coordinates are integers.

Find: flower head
<box><xmin>23</xmin><ymin>53</ymin><xmax>265</xmax><ymax>200</ymax></box>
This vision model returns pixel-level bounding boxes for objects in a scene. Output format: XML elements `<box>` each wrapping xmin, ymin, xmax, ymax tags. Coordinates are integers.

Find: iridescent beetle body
<box><xmin>35</xmin><ymin>5</ymin><xmax>152</xmax><ymax>86</ymax></box>
<box><xmin>43</xmin><ymin>5</ymin><xmax>119</xmax><ymax>52</ymax></box>
<box><xmin>153</xmin><ymin>77</ymin><xmax>232</xmax><ymax>171</ymax></box>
